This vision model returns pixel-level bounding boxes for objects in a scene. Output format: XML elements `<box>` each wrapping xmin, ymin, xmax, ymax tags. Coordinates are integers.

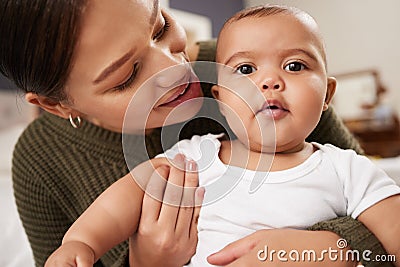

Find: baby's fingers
<box><xmin>45</xmin><ymin>242</ymin><xmax>95</xmax><ymax>267</ymax></box>
<box><xmin>76</xmin><ymin>255</ymin><xmax>95</xmax><ymax>267</ymax></box>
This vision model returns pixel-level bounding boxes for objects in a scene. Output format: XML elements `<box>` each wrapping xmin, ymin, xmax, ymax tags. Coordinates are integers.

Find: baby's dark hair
<box><xmin>226</xmin><ymin>4</ymin><xmax>298</xmax><ymax>22</ymax></box>
<box><xmin>0</xmin><ymin>0</ymin><xmax>87</xmax><ymax>101</ymax></box>
<box><xmin>217</xmin><ymin>4</ymin><xmax>328</xmax><ymax>70</ymax></box>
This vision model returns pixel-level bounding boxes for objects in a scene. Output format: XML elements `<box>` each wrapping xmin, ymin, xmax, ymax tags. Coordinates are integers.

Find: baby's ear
<box><xmin>211</xmin><ymin>85</ymin><xmax>226</xmax><ymax>116</ymax></box>
<box><xmin>323</xmin><ymin>77</ymin><xmax>337</xmax><ymax>111</ymax></box>
<box><xmin>211</xmin><ymin>85</ymin><xmax>220</xmax><ymax>99</ymax></box>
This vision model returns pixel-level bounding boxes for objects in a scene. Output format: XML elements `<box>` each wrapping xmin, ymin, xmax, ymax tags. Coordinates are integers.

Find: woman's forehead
<box><xmin>80</xmin><ymin>0</ymin><xmax>157</xmax><ymax>34</ymax></box>
<box><xmin>70</xmin><ymin>0</ymin><xmax>159</xmax><ymax>83</ymax></box>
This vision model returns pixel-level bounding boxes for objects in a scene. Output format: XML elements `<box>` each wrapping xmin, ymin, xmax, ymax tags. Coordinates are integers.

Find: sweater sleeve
<box><xmin>196</xmin><ymin>40</ymin><xmax>216</xmax><ymax>63</ymax></box>
<box><xmin>308</xmin><ymin>217</ymin><xmax>394</xmax><ymax>267</ymax></box>
<box><xmin>12</xmin><ymin>143</ymin><xmax>71</xmax><ymax>266</ymax></box>
<box><xmin>307</xmin><ymin>106</ymin><xmax>364</xmax><ymax>154</ymax></box>
<box><xmin>11</xmin><ymin>116</ymin><xmax>129</xmax><ymax>267</ymax></box>
<box><xmin>12</xmin><ymin>163</ymin><xmax>128</xmax><ymax>267</ymax></box>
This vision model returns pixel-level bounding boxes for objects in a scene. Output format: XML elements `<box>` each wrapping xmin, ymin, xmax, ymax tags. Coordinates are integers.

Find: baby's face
<box><xmin>214</xmin><ymin>14</ymin><xmax>335</xmax><ymax>153</ymax></box>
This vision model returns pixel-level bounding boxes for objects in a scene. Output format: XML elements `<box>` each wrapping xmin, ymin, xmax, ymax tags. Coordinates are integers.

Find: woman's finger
<box><xmin>189</xmin><ymin>186</ymin><xmax>205</xmax><ymax>240</ymax></box>
<box><xmin>158</xmin><ymin>154</ymin><xmax>186</xmax><ymax>230</ymax></box>
<box><xmin>140</xmin><ymin>165</ymin><xmax>169</xmax><ymax>224</ymax></box>
<box><xmin>175</xmin><ymin>160</ymin><xmax>199</xmax><ymax>236</ymax></box>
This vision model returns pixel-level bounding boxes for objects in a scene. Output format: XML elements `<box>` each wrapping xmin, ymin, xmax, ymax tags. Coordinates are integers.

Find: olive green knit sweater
<box><xmin>12</xmin><ymin>41</ymin><xmax>391</xmax><ymax>267</ymax></box>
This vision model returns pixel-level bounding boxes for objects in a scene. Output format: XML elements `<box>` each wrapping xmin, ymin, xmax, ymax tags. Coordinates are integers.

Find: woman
<box><xmin>0</xmin><ymin>0</ymin><xmax>389</xmax><ymax>266</ymax></box>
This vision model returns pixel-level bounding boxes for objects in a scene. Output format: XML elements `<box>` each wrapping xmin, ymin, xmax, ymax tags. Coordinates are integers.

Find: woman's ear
<box><xmin>323</xmin><ymin>77</ymin><xmax>337</xmax><ymax>111</ymax></box>
<box><xmin>25</xmin><ymin>93</ymin><xmax>74</xmax><ymax>119</ymax></box>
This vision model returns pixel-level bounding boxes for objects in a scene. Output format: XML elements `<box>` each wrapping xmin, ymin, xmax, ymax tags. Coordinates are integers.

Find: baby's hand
<box><xmin>45</xmin><ymin>241</ymin><xmax>95</xmax><ymax>267</ymax></box>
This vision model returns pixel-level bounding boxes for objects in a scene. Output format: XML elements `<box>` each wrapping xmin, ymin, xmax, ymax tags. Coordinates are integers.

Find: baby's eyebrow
<box><xmin>223</xmin><ymin>51</ymin><xmax>255</xmax><ymax>66</ymax></box>
<box><xmin>280</xmin><ymin>48</ymin><xmax>319</xmax><ymax>63</ymax></box>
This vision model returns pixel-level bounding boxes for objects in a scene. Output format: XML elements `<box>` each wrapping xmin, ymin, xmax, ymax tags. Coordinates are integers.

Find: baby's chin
<box><xmin>246</xmin><ymin>142</ymin><xmax>276</xmax><ymax>154</ymax></box>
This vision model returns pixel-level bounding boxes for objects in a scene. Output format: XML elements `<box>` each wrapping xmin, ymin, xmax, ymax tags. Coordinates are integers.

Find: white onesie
<box><xmin>159</xmin><ymin>134</ymin><xmax>400</xmax><ymax>267</ymax></box>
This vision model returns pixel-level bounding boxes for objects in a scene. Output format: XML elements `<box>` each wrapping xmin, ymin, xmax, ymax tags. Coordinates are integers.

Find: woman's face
<box><xmin>64</xmin><ymin>0</ymin><xmax>202</xmax><ymax>133</ymax></box>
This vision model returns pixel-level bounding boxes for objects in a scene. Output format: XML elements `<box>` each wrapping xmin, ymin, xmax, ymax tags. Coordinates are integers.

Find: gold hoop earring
<box><xmin>69</xmin><ymin>114</ymin><xmax>82</xmax><ymax>129</ymax></box>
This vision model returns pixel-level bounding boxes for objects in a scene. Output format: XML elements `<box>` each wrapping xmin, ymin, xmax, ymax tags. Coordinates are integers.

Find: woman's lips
<box><xmin>161</xmin><ymin>83</ymin><xmax>189</xmax><ymax>104</ymax></box>
<box><xmin>158</xmin><ymin>81</ymin><xmax>202</xmax><ymax>108</ymax></box>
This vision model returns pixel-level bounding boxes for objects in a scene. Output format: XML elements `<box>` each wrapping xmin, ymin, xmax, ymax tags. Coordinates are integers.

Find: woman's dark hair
<box><xmin>0</xmin><ymin>0</ymin><xmax>87</xmax><ymax>101</ymax></box>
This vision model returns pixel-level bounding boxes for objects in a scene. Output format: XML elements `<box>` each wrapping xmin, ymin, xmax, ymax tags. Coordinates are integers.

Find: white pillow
<box><xmin>0</xmin><ymin>124</ymin><xmax>35</xmax><ymax>266</ymax></box>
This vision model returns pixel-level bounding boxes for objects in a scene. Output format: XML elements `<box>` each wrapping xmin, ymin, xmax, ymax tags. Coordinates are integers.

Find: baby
<box><xmin>45</xmin><ymin>5</ymin><xmax>400</xmax><ymax>267</ymax></box>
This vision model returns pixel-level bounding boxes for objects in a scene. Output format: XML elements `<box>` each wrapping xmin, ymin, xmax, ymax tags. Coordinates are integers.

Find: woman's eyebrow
<box><xmin>93</xmin><ymin>50</ymin><xmax>134</xmax><ymax>85</ymax></box>
<box><xmin>93</xmin><ymin>0</ymin><xmax>159</xmax><ymax>85</ymax></box>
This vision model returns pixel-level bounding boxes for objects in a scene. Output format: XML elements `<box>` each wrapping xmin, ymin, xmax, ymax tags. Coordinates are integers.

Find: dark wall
<box><xmin>170</xmin><ymin>0</ymin><xmax>244</xmax><ymax>37</ymax></box>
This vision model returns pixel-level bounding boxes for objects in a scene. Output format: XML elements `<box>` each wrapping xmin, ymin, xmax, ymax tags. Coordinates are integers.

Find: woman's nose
<box><xmin>155</xmin><ymin>60</ymin><xmax>190</xmax><ymax>88</ymax></box>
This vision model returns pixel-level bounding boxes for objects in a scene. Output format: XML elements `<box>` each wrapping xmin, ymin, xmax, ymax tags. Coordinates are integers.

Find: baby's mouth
<box><xmin>258</xmin><ymin>99</ymin><xmax>288</xmax><ymax>113</ymax></box>
<box><xmin>256</xmin><ymin>99</ymin><xmax>289</xmax><ymax>119</ymax></box>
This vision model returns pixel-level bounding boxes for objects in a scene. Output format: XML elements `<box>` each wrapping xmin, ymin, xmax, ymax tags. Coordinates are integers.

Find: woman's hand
<box><xmin>129</xmin><ymin>154</ymin><xmax>204</xmax><ymax>267</ymax></box>
<box><xmin>207</xmin><ymin>229</ymin><xmax>359</xmax><ymax>267</ymax></box>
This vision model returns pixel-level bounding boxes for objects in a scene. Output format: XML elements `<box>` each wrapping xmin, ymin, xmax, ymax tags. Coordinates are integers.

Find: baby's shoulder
<box><xmin>160</xmin><ymin>133</ymin><xmax>224</xmax><ymax>160</ymax></box>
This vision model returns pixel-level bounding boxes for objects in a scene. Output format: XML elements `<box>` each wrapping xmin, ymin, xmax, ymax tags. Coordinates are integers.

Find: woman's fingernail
<box><xmin>160</xmin><ymin>165</ymin><xmax>170</xmax><ymax>172</ymax></box>
<box><xmin>174</xmin><ymin>153</ymin><xmax>185</xmax><ymax>162</ymax></box>
<box><xmin>187</xmin><ymin>160</ymin><xmax>197</xmax><ymax>171</ymax></box>
<box><xmin>196</xmin><ymin>187</ymin><xmax>205</xmax><ymax>198</ymax></box>
<box><xmin>173</xmin><ymin>154</ymin><xmax>186</xmax><ymax>170</ymax></box>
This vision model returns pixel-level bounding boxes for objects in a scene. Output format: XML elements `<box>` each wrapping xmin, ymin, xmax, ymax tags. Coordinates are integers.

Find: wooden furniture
<box><xmin>333</xmin><ymin>70</ymin><xmax>400</xmax><ymax>158</ymax></box>
<box><xmin>345</xmin><ymin>116</ymin><xmax>400</xmax><ymax>158</ymax></box>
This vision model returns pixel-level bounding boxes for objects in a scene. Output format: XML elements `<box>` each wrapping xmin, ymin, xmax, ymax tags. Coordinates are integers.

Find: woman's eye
<box><xmin>284</xmin><ymin>62</ymin><xmax>306</xmax><ymax>72</ymax></box>
<box><xmin>236</xmin><ymin>64</ymin><xmax>256</xmax><ymax>75</ymax></box>
<box><xmin>153</xmin><ymin>16</ymin><xmax>170</xmax><ymax>41</ymax></box>
<box><xmin>114</xmin><ymin>63</ymin><xmax>139</xmax><ymax>91</ymax></box>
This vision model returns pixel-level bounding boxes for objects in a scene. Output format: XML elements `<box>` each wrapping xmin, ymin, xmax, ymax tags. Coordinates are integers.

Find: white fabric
<box><xmin>159</xmin><ymin>134</ymin><xmax>400</xmax><ymax>267</ymax></box>
<box><xmin>372</xmin><ymin>156</ymin><xmax>400</xmax><ymax>186</ymax></box>
<box><xmin>0</xmin><ymin>125</ymin><xmax>35</xmax><ymax>267</ymax></box>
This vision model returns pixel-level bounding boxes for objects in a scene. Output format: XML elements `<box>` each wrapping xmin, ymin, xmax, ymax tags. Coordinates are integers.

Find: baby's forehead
<box><xmin>216</xmin><ymin>12</ymin><xmax>327</xmax><ymax>67</ymax></box>
<box><xmin>220</xmin><ymin>9</ymin><xmax>321</xmax><ymax>39</ymax></box>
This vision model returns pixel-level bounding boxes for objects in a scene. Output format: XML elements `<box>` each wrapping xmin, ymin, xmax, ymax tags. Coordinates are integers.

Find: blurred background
<box><xmin>1</xmin><ymin>1</ymin><xmax>399</xmax><ymax>266</ymax></box>
<box><xmin>3</xmin><ymin>0</ymin><xmax>400</xmax><ymax>156</ymax></box>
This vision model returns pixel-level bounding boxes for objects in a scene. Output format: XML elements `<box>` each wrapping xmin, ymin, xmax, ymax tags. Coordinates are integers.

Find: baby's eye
<box><xmin>236</xmin><ymin>64</ymin><xmax>256</xmax><ymax>75</ymax></box>
<box><xmin>284</xmin><ymin>62</ymin><xmax>306</xmax><ymax>72</ymax></box>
